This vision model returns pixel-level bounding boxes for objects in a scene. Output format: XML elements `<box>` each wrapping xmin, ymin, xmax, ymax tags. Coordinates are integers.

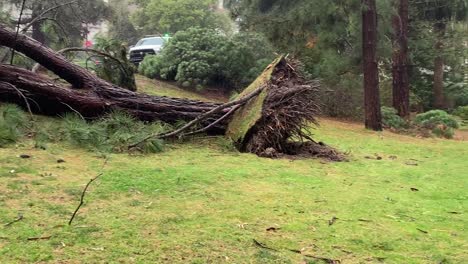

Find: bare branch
<box><xmin>21</xmin><ymin>0</ymin><xmax>79</xmax><ymax>34</ymax></box>
<box><xmin>181</xmin><ymin>104</ymin><xmax>241</xmax><ymax>137</ymax></box>
<box><xmin>68</xmin><ymin>158</ymin><xmax>108</xmax><ymax>226</ymax></box>
<box><xmin>0</xmin><ymin>81</ymin><xmax>33</xmax><ymax>118</ymax></box>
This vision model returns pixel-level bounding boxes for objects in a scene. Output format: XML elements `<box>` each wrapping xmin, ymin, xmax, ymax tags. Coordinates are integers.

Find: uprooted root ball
<box><xmin>234</xmin><ymin>58</ymin><xmax>345</xmax><ymax>161</ymax></box>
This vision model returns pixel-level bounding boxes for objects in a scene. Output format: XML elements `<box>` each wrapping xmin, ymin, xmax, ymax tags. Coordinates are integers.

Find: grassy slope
<box><xmin>136</xmin><ymin>75</ymin><xmax>227</xmax><ymax>103</ymax></box>
<box><xmin>0</xmin><ymin>79</ymin><xmax>467</xmax><ymax>263</ymax></box>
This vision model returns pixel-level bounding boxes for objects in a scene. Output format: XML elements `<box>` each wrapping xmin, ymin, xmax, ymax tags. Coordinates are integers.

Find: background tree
<box><xmin>6</xmin><ymin>0</ymin><xmax>110</xmax><ymax>47</ymax></box>
<box><xmin>132</xmin><ymin>0</ymin><xmax>233</xmax><ymax>35</ymax></box>
<box><xmin>392</xmin><ymin>0</ymin><xmax>410</xmax><ymax>118</ymax></box>
<box><xmin>227</xmin><ymin>0</ymin><xmax>394</xmax><ymax>119</ymax></box>
<box><xmin>362</xmin><ymin>0</ymin><xmax>382</xmax><ymax>130</ymax></box>
<box><xmin>108</xmin><ymin>0</ymin><xmax>140</xmax><ymax>45</ymax></box>
<box><xmin>410</xmin><ymin>0</ymin><xmax>467</xmax><ymax>109</ymax></box>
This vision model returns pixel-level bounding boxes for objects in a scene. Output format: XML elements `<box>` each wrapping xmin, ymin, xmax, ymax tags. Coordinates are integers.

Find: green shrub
<box><xmin>432</xmin><ymin>126</ymin><xmax>455</xmax><ymax>139</ymax></box>
<box><xmin>0</xmin><ymin>103</ymin><xmax>167</xmax><ymax>153</ymax></box>
<box><xmin>415</xmin><ymin>110</ymin><xmax>459</xmax><ymax>129</ymax></box>
<box><xmin>0</xmin><ymin>104</ymin><xmax>28</xmax><ymax>147</ymax></box>
<box><xmin>62</xmin><ymin>111</ymin><xmax>168</xmax><ymax>153</ymax></box>
<box><xmin>139</xmin><ymin>28</ymin><xmax>275</xmax><ymax>91</ymax></box>
<box><xmin>139</xmin><ymin>55</ymin><xmax>163</xmax><ymax>79</ymax></box>
<box><xmin>63</xmin><ymin>114</ymin><xmax>107</xmax><ymax>150</ymax></box>
<box><xmin>93</xmin><ymin>37</ymin><xmax>137</xmax><ymax>91</ymax></box>
<box><xmin>415</xmin><ymin>110</ymin><xmax>459</xmax><ymax>138</ymax></box>
<box><xmin>381</xmin><ymin>107</ymin><xmax>407</xmax><ymax>129</ymax></box>
<box><xmin>453</xmin><ymin>106</ymin><xmax>468</xmax><ymax>120</ymax></box>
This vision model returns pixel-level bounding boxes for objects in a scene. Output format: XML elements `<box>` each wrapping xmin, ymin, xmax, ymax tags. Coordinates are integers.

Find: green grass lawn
<box><xmin>0</xmin><ymin>117</ymin><xmax>466</xmax><ymax>263</ymax></box>
<box><xmin>0</xmin><ymin>76</ymin><xmax>466</xmax><ymax>263</ymax></box>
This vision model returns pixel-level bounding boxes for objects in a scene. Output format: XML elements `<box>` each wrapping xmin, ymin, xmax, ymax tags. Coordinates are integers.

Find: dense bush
<box><xmin>415</xmin><ymin>110</ymin><xmax>459</xmax><ymax>138</ymax></box>
<box><xmin>381</xmin><ymin>107</ymin><xmax>407</xmax><ymax>129</ymax></box>
<box><xmin>62</xmin><ymin>111</ymin><xmax>167</xmax><ymax>153</ymax></box>
<box><xmin>453</xmin><ymin>106</ymin><xmax>468</xmax><ymax>120</ymax></box>
<box><xmin>445</xmin><ymin>76</ymin><xmax>468</xmax><ymax>109</ymax></box>
<box><xmin>0</xmin><ymin>104</ymin><xmax>29</xmax><ymax>147</ymax></box>
<box><xmin>139</xmin><ymin>28</ymin><xmax>275</xmax><ymax>91</ymax></box>
<box><xmin>0</xmin><ymin>104</ymin><xmax>168</xmax><ymax>153</ymax></box>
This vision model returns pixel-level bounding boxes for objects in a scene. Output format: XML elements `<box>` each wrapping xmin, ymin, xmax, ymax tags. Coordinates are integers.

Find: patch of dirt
<box><xmin>259</xmin><ymin>141</ymin><xmax>347</xmax><ymax>161</ymax></box>
<box><xmin>454</xmin><ymin>130</ymin><xmax>468</xmax><ymax>141</ymax></box>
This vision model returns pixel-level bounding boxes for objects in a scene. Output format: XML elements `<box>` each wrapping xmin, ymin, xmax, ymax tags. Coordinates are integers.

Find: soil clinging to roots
<box><xmin>232</xmin><ymin>57</ymin><xmax>346</xmax><ymax>161</ymax></box>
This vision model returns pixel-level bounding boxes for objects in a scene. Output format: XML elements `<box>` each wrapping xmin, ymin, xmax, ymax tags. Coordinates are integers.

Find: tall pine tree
<box><xmin>362</xmin><ymin>0</ymin><xmax>382</xmax><ymax>130</ymax></box>
<box><xmin>392</xmin><ymin>0</ymin><xmax>410</xmax><ymax>118</ymax></box>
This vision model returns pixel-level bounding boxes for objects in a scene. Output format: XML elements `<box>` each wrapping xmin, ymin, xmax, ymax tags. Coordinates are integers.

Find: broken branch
<box><xmin>68</xmin><ymin>159</ymin><xmax>108</xmax><ymax>226</ymax></box>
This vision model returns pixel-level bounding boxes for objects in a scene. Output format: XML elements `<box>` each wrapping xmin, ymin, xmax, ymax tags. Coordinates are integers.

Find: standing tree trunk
<box><xmin>433</xmin><ymin>54</ymin><xmax>445</xmax><ymax>109</ymax></box>
<box><xmin>432</xmin><ymin>2</ymin><xmax>448</xmax><ymax>110</ymax></box>
<box><xmin>433</xmin><ymin>22</ymin><xmax>446</xmax><ymax>109</ymax></box>
<box><xmin>392</xmin><ymin>0</ymin><xmax>410</xmax><ymax>118</ymax></box>
<box><xmin>362</xmin><ymin>0</ymin><xmax>382</xmax><ymax>131</ymax></box>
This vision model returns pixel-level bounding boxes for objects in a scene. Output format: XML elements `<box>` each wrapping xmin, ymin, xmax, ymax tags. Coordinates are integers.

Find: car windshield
<box><xmin>137</xmin><ymin>38</ymin><xmax>165</xmax><ymax>46</ymax></box>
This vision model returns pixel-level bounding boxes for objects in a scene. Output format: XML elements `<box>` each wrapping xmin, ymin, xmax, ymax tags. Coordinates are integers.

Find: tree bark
<box><xmin>0</xmin><ymin>64</ymin><xmax>228</xmax><ymax>133</ymax></box>
<box><xmin>362</xmin><ymin>0</ymin><xmax>382</xmax><ymax>131</ymax></box>
<box><xmin>0</xmin><ymin>24</ymin><xmax>106</xmax><ymax>89</ymax></box>
<box><xmin>392</xmin><ymin>0</ymin><xmax>410</xmax><ymax>118</ymax></box>
<box><xmin>0</xmin><ymin>24</ymin><xmax>227</xmax><ymax>133</ymax></box>
<box><xmin>433</xmin><ymin>22</ymin><xmax>446</xmax><ymax>109</ymax></box>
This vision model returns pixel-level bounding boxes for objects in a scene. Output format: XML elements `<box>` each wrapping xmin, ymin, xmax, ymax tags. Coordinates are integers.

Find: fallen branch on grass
<box><xmin>4</xmin><ymin>213</ymin><xmax>24</xmax><ymax>227</ymax></box>
<box><xmin>27</xmin><ymin>236</ymin><xmax>52</xmax><ymax>241</ymax></box>
<box><xmin>68</xmin><ymin>159</ymin><xmax>108</xmax><ymax>226</ymax></box>
<box><xmin>253</xmin><ymin>238</ymin><xmax>341</xmax><ymax>264</ymax></box>
<box><xmin>253</xmin><ymin>239</ymin><xmax>278</xmax><ymax>251</ymax></box>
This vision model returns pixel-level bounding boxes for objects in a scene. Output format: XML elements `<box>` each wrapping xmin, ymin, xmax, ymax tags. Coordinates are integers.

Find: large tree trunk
<box><xmin>0</xmin><ymin>24</ymin><xmax>106</xmax><ymax>89</ymax></box>
<box><xmin>0</xmin><ymin>64</ymin><xmax>228</xmax><ymax>133</ymax></box>
<box><xmin>433</xmin><ymin>21</ymin><xmax>446</xmax><ymax>109</ymax></box>
<box><xmin>392</xmin><ymin>0</ymin><xmax>410</xmax><ymax>118</ymax></box>
<box><xmin>433</xmin><ymin>54</ymin><xmax>445</xmax><ymax>109</ymax></box>
<box><xmin>431</xmin><ymin>1</ymin><xmax>448</xmax><ymax>110</ymax></box>
<box><xmin>0</xmin><ymin>24</ymin><xmax>227</xmax><ymax>133</ymax></box>
<box><xmin>362</xmin><ymin>0</ymin><xmax>382</xmax><ymax>131</ymax></box>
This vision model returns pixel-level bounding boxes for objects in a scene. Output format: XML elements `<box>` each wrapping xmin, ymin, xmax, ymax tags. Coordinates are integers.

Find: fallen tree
<box><xmin>0</xmin><ymin>24</ymin><xmax>344</xmax><ymax>160</ymax></box>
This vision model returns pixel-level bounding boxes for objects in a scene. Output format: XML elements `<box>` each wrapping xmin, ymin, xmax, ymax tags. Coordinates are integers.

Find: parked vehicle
<box><xmin>129</xmin><ymin>36</ymin><xmax>170</xmax><ymax>65</ymax></box>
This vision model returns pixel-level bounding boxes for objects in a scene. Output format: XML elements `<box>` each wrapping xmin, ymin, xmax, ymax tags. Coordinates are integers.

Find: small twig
<box><xmin>0</xmin><ymin>81</ymin><xmax>33</xmax><ymax>118</ymax></box>
<box><xmin>60</xmin><ymin>101</ymin><xmax>85</xmax><ymax>120</ymax></box>
<box><xmin>27</xmin><ymin>236</ymin><xmax>52</xmax><ymax>241</ymax></box>
<box><xmin>417</xmin><ymin>228</ymin><xmax>428</xmax><ymax>234</ymax></box>
<box><xmin>253</xmin><ymin>238</ymin><xmax>340</xmax><ymax>263</ymax></box>
<box><xmin>68</xmin><ymin>174</ymin><xmax>103</xmax><ymax>226</ymax></box>
<box><xmin>328</xmin><ymin>216</ymin><xmax>338</xmax><ymax>226</ymax></box>
<box><xmin>68</xmin><ymin>159</ymin><xmax>108</xmax><ymax>225</ymax></box>
<box><xmin>302</xmin><ymin>254</ymin><xmax>341</xmax><ymax>264</ymax></box>
<box><xmin>4</xmin><ymin>213</ymin><xmax>24</xmax><ymax>227</ymax></box>
<box><xmin>252</xmin><ymin>239</ymin><xmax>278</xmax><ymax>251</ymax></box>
